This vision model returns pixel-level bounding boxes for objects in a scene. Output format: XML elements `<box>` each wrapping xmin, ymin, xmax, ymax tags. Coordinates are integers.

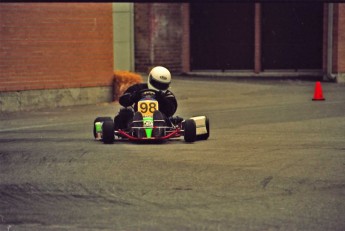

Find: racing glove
<box><xmin>119</xmin><ymin>93</ymin><xmax>132</xmax><ymax>107</ymax></box>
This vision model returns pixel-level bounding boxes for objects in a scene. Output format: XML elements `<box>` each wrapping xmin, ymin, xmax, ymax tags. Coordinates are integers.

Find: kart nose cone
<box><xmin>143</xmin><ymin>117</ymin><xmax>154</xmax><ymax>138</ymax></box>
<box><xmin>145</xmin><ymin>128</ymin><xmax>153</xmax><ymax>138</ymax></box>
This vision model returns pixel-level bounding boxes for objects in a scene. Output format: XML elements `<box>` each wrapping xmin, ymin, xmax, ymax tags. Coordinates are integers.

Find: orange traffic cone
<box><xmin>312</xmin><ymin>81</ymin><xmax>325</xmax><ymax>101</ymax></box>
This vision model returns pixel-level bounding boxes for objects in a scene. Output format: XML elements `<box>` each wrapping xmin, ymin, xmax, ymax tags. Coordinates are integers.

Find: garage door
<box><xmin>190</xmin><ymin>3</ymin><xmax>254</xmax><ymax>71</ymax></box>
<box><xmin>261</xmin><ymin>3</ymin><xmax>323</xmax><ymax>70</ymax></box>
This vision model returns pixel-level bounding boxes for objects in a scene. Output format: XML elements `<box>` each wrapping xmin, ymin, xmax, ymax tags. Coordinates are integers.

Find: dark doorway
<box><xmin>262</xmin><ymin>3</ymin><xmax>323</xmax><ymax>70</ymax></box>
<box><xmin>190</xmin><ymin>3</ymin><xmax>254</xmax><ymax>71</ymax></box>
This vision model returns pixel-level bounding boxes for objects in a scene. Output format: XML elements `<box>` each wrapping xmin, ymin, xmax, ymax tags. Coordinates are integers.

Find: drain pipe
<box><xmin>327</xmin><ymin>3</ymin><xmax>337</xmax><ymax>80</ymax></box>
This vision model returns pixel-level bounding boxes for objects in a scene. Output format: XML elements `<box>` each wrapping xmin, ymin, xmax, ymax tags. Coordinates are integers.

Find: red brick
<box><xmin>336</xmin><ymin>3</ymin><xmax>345</xmax><ymax>72</ymax></box>
<box><xmin>0</xmin><ymin>3</ymin><xmax>113</xmax><ymax>92</ymax></box>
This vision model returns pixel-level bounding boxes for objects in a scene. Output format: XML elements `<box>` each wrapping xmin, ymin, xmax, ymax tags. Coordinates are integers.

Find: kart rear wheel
<box><xmin>184</xmin><ymin>119</ymin><xmax>196</xmax><ymax>143</ymax></box>
<box><xmin>197</xmin><ymin>117</ymin><xmax>210</xmax><ymax>140</ymax></box>
<box><xmin>93</xmin><ymin>117</ymin><xmax>113</xmax><ymax>138</ymax></box>
<box><xmin>102</xmin><ymin>120</ymin><xmax>115</xmax><ymax>144</ymax></box>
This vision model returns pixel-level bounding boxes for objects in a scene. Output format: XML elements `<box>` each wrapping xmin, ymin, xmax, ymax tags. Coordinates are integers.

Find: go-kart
<box><xmin>93</xmin><ymin>89</ymin><xmax>209</xmax><ymax>143</ymax></box>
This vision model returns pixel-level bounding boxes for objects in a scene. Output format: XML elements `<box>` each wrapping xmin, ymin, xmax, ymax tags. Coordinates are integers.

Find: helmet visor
<box><xmin>149</xmin><ymin>75</ymin><xmax>170</xmax><ymax>90</ymax></box>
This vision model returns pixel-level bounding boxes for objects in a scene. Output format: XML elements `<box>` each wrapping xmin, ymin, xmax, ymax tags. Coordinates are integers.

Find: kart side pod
<box><xmin>190</xmin><ymin>116</ymin><xmax>210</xmax><ymax>140</ymax></box>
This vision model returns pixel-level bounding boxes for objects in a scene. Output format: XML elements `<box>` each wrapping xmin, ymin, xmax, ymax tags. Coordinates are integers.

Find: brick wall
<box><xmin>334</xmin><ymin>3</ymin><xmax>345</xmax><ymax>72</ymax></box>
<box><xmin>134</xmin><ymin>4</ymin><xmax>151</xmax><ymax>73</ymax></box>
<box><xmin>0</xmin><ymin>3</ymin><xmax>113</xmax><ymax>92</ymax></box>
<box><xmin>134</xmin><ymin>3</ymin><xmax>183</xmax><ymax>74</ymax></box>
<box><xmin>181</xmin><ymin>3</ymin><xmax>190</xmax><ymax>73</ymax></box>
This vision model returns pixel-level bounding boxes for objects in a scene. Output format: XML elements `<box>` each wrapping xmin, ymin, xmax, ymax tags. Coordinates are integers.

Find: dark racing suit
<box><xmin>115</xmin><ymin>83</ymin><xmax>178</xmax><ymax>129</ymax></box>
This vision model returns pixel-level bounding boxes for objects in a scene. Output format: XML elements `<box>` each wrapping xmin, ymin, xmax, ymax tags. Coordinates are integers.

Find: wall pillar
<box><xmin>334</xmin><ymin>4</ymin><xmax>345</xmax><ymax>83</ymax></box>
<box><xmin>113</xmin><ymin>3</ymin><xmax>135</xmax><ymax>71</ymax></box>
<box><xmin>254</xmin><ymin>3</ymin><xmax>262</xmax><ymax>74</ymax></box>
<box><xmin>182</xmin><ymin>3</ymin><xmax>190</xmax><ymax>73</ymax></box>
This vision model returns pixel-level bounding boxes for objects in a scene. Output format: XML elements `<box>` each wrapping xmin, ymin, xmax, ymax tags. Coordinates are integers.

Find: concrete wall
<box><xmin>0</xmin><ymin>87</ymin><xmax>113</xmax><ymax>112</ymax></box>
<box><xmin>113</xmin><ymin>3</ymin><xmax>134</xmax><ymax>71</ymax></box>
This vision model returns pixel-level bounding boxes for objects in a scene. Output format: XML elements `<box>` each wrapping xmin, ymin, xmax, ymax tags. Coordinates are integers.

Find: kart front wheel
<box><xmin>102</xmin><ymin>120</ymin><xmax>115</xmax><ymax>144</ymax></box>
<box><xmin>184</xmin><ymin>119</ymin><xmax>196</xmax><ymax>143</ymax></box>
<box><xmin>93</xmin><ymin>117</ymin><xmax>113</xmax><ymax>139</ymax></box>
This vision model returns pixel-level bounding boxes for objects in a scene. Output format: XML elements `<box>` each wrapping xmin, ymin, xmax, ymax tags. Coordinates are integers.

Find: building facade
<box><xmin>134</xmin><ymin>3</ymin><xmax>345</xmax><ymax>82</ymax></box>
<box><xmin>0</xmin><ymin>3</ymin><xmax>344</xmax><ymax>112</ymax></box>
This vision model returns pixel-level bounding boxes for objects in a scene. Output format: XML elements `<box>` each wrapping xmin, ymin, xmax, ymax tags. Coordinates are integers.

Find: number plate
<box><xmin>138</xmin><ymin>100</ymin><xmax>159</xmax><ymax>117</ymax></box>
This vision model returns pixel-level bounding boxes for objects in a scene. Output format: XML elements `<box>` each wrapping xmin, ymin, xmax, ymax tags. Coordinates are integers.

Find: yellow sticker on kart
<box><xmin>138</xmin><ymin>100</ymin><xmax>159</xmax><ymax>117</ymax></box>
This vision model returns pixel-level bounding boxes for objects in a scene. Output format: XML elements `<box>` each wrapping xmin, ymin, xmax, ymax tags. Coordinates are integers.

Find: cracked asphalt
<box><xmin>0</xmin><ymin>77</ymin><xmax>345</xmax><ymax>231</ymax></box>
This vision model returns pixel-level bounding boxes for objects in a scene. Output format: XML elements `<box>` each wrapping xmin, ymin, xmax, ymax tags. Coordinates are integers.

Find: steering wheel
<box><xmin>135</xmin><ymin>88</ymin><xmax>160</xmax><ymax>100</ymax></box>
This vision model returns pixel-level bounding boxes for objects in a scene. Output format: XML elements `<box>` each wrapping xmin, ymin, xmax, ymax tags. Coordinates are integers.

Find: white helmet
<box><xmin>147</xmin><ymin>66</ymin><xmax>171</xmax><ymax>92</ymax></box>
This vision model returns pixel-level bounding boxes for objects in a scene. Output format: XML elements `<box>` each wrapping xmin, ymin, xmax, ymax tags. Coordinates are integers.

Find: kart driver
<box><xmin>114</xmin><ymin>66</ymin><xmax>180</xmax><ymax>130</ymax></box>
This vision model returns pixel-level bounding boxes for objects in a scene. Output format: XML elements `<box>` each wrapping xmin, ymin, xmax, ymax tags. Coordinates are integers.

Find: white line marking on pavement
<box><xmin>0</xmin><ymin>121</ymin><xmax>86</xmax><ymax>132</ymax></box>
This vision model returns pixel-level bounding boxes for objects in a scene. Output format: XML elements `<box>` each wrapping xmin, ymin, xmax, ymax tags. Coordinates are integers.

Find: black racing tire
<box><xmin>93</xmin><ymin>117</ymin><xmax>113</xmax><ymax>138</ymax></box>
<box><xmin>196</xmin><ymin>117</ymin><xmax>210</xmax><ymax>140</ymax></box>
<box><xmin>184</xmin><ymin>119</ymin><xmax>196</xmax><ymax>143</ymax></box>
<box><xmin>102</xmin><ymin>120</ymin><xmax>115</xmax><ymax>144</ymax></box>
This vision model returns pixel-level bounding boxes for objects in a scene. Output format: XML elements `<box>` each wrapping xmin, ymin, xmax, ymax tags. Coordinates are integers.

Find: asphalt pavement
<box><xmin>0</xmin><ymin>77</ymin><xmax>344</xmax><ymax>231</ymax></box>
